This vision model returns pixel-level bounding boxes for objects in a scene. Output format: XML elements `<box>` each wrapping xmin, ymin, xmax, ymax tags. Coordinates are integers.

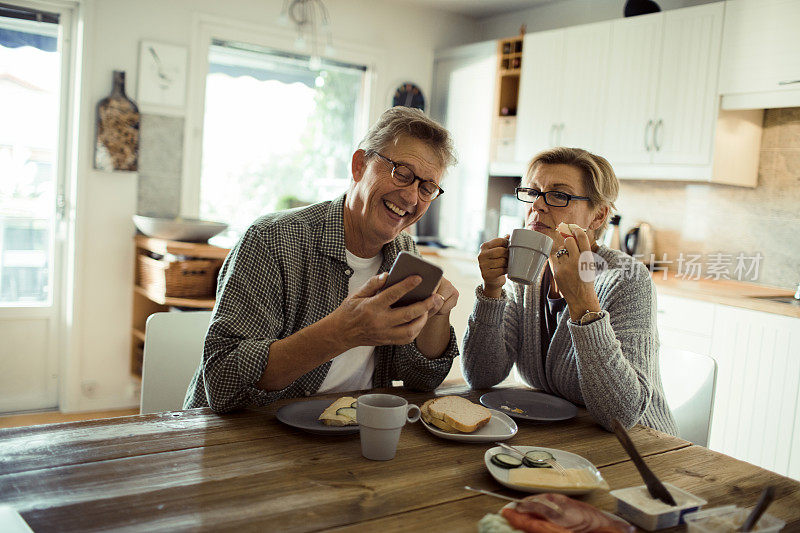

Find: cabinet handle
<box><xmin>549</xmin><ymin>124</ymin><xmax>557</xmax><ymax>147</ymax></box>
<box><xmin>558</xmin><ymin>123</ymin><xmax>565</xmax><ymax>146</ymax></box>
<box><xmin>778</xmin><ymin>79</ymin><xmax>800</xmax><ymax>85</ymax></box>
<box><xmin>644</xmin><ymin>120</ymin><xmax>653</xmax><ymax>151</ymax></box>
<box><xmin>654</xmin><ymin>119</ymin><xmax>663</xmax><ymax>152</ymax></box>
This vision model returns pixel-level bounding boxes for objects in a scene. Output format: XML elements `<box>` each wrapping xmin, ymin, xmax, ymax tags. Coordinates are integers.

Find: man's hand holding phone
<box><xmin>328</xmin><ymin>252</ymin><xmax>457</xmax><ymax>351</ymax></box>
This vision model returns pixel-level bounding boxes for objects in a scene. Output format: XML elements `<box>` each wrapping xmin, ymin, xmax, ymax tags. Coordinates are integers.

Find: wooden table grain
<box><xmin>1</xmin><ymin>386</ymin><xmax>798</xmax><ymax>532</ymax></box>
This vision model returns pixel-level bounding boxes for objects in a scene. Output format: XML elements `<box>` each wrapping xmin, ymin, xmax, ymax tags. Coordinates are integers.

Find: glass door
<box><xmin>0</xmin><ymin>2</ymin><xmax>71</xmax><ymax>412</ymax></box>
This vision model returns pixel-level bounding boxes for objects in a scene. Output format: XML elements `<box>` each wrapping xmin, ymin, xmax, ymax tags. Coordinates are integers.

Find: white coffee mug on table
<box><xmin>507</xmin><ymin>228</ymin><xmax>554</xmax><ymax>285</ymax></box>
<box><xmin>357</xmin><ymin>394</ymin><xmax>420</xmax><ymax>461</ymax></box>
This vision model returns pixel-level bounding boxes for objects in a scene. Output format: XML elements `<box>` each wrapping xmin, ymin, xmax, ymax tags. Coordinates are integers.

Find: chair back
<box><xmin>140</xmin><ymin>311</ymin><xmax>212</xmax><ymax>414</ymax></box>
<box><xmin>658</xmin><ymin>347</ymin><xmax>717</xmax><ymax>447</ymax></box>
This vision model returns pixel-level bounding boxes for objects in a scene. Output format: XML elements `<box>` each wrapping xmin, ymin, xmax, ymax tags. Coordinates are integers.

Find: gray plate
<box><xmin>479</xmin><ymin>390</ymin><xmax>578</xmax><ymax>422</ymax></box>
<box><xmin>275</xmin><ymin>399</ymin><xmax>359</xmax><ymax>435</ymax></box>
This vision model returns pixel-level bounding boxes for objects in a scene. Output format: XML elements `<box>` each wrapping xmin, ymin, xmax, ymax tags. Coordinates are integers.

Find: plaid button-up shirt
<box><xmin>184</xmin><ymin>194</ymin><xmax>458</xmax><ymax>412</ymax></box>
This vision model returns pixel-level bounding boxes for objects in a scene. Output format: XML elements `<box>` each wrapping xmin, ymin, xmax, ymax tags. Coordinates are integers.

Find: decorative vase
<box><xmin>94</xmin><ymin>70</ymin><xmax>140</xmax><ymax>171</ymax></box>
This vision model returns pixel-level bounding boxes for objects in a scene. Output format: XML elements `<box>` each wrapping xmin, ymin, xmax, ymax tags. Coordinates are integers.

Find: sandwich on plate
<box><xmin>421</xmin><ymin>396</ymin><xmax>492</xmax><ymax>433</ymax></box>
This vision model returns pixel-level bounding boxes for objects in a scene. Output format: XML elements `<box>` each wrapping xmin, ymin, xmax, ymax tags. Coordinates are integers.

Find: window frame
<box><xmin>182</xmin><ymin>14</ymin><xmax>381</xmax><ymax>219</ymax></box>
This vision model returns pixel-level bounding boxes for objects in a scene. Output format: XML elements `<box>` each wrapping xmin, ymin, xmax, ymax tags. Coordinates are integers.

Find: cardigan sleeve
<box><xmin>567</xmin><ymin>261</ymin><xmax>659</xmax><ymax>431</ymax></box>
<box><xmin>461</xmin><ymin>284</ymin><xmax>523</xmax><ymax>389</ymax></box>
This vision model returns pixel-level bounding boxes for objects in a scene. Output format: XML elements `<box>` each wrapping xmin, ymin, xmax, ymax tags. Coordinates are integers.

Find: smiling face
<box><xmin>345</xmin><ymin>135</ymin><xmax>443</xmax><ymax>257</ymax></box>
<box><xmin>523</xmin><ymin>163</ymin><xmax>606</xmax><ymax>248</ymax></box>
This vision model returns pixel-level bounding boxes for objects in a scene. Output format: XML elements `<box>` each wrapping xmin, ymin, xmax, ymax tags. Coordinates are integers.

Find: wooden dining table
<box><xmin>1</xmin><ymin>385</ymin><xmax>799</xmax><ymax>532</ymax></box>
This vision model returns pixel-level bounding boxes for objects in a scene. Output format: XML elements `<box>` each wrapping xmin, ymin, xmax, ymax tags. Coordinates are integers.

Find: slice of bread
<box><xmin>421</xmin><ymin>399</ymin><xmax>459</xmax><ymax>433</ymax></box>
<box><xmin>318</xmin><ymin>396</ymin><xmax>358</xmax><ymax>426</ymax></box>
<box><xmin>427</xmin><ymin>396</ymin><xmax>492</xmax><ymax>433</ymax></box>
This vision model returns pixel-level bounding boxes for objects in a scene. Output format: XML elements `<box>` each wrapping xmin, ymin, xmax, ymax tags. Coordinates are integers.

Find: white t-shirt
<box><xmin>316</xmin><ymin>249</ymin><xmax>383</xmax><ymax>394</ymax></box>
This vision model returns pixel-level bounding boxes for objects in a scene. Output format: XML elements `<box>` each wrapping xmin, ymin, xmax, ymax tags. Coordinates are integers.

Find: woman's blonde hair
<box><xmin>525</xmin><ymin>147</ymin><xmax>619</xmax><ymax>238</ymax></box>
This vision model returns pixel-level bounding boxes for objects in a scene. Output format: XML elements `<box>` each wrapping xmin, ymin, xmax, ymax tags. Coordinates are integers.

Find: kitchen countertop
<box><xmin>652</xmin><ymin>272</ymin><xmax>800</xmax><ymax>319</ymax></box>
<box><xmin>420</xmin><ymin>245</ymin><xmax>800</xmax><ymax>320</ymax></box>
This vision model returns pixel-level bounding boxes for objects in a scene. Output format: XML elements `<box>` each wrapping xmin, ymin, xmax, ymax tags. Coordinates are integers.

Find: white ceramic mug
<box><xmin>357</xmin><ymin>394</ymin><xmax>420</xmax><ymax>461</ymax></box>
<box><xmin>507</xmin><ymin>228</ymin><xmax>554</xmax><ymax>285</ymax></box>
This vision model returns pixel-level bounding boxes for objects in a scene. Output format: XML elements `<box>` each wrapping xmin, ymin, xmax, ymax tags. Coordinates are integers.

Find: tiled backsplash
<box><xmin>615</xmin><ymin>108</ymin><xmax>800</xmax><ymax>290</ymax></box>
<box><xmin>136</xmin><ymin>114</ymin><xmax>184</xmax><ymax>218</ymax></box>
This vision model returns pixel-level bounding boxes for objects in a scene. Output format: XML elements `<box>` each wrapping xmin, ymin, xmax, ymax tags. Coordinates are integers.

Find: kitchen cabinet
<box><xmin>515</xmin><ymin>22</ymin><xmax>610</xmax><ymax>161</ymax></box>
<box><xmin>656</xmin><ymin>293</ymin><xmax>715</xmax><ymax>356</ymax></box>
<box><xmin>708</xmin><ymin>305</ymin><xmax>800</xmax><ymax>479</ymax></box>
<box><xmin>491</xmin><ymin>35</ymin><xmax>523</xmax><ymax>164</ymax></box>
<box><xmin>655</xmin><ymin>285</ymin><xmax>800</xmax><ymax>480</ymax></box>
<box><xmin>603</xmin><ymin>3</ymin><xmax>723</xmax><ymax>169</ymax></box>
<box><xmin>719</xmin><ymin>0</ymin><xmax>800</xmax><ymax>110</ymax></box>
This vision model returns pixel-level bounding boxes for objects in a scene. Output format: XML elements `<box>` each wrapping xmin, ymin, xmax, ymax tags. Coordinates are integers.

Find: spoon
<box><xmin>740</xmin><ymin>486</ymin><xmax>776</xmax><ymax>532</ymax></box>
<box><xmin>611</xmin><ymin>418</ymin><xmax>677</xmax><ymax>506</ymax></box>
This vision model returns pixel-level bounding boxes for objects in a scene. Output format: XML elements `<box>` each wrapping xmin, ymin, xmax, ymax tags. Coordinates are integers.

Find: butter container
<box><xmin>610</xmin><ymin>483</ymin><xmax>706</xmax><ymax>531</ymax></box>
<box><xmin>684</xmin><ymin>505</ymin><xmax>785</xmax><ymax>532</ymax></box>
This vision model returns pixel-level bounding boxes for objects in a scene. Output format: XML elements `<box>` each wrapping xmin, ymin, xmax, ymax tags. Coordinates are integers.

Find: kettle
<box><xmin>623</xmin><ymin>222</ymin><xmax>655</xmax><ymax>258</ymax></box>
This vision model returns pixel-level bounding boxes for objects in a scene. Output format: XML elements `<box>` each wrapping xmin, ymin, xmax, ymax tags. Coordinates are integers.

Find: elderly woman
<box><xmin>462</xmin><ymin>147</ymin><xmax>677</xmax><ymax>434</ymax></box>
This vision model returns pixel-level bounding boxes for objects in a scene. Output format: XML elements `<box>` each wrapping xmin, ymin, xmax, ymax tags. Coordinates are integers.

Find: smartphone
<box><xmin>384</xmin><ymin>251</ymin><xmax>443</xmax><ymax>308</ymax></box>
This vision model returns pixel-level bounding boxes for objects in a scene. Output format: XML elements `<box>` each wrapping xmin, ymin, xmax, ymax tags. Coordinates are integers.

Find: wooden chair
<box><xmin>658</xmin><ymin>347</ymin><xmax>717</xmax><ymax>447</ymax></box>
<box><xmin>140</xmin><ymin>311</ymin><xmax>212</xmax><ymax>414</ymax></box>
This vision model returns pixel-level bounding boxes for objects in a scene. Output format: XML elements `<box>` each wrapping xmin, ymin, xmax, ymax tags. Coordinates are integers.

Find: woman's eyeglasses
<box><xmin>515</xmin><ymin>187</ymin><xmax>590</xmax><ymax>207</ymax></box>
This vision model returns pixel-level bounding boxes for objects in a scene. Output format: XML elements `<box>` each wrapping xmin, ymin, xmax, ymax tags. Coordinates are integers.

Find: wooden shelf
<box><xmin>131</xmin><ymin>236</ymin><xmax>229</xmax><ymax>379</ymax></box>
<box><xmin>132</xmin><ymin>327</ymin><xmax>146</xmax><ymax>343</ymax></box>
<box><xmin>134</xmin><ymin>285</ymin><xmax>216</xmax><ymax>308</ymax></box>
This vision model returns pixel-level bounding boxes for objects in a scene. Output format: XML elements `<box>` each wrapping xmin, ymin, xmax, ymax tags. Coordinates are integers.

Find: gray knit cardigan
<box><xmin>462</xmin><ymin>245</ymin><xmax>678</xmax><ymax>435</ymax></box>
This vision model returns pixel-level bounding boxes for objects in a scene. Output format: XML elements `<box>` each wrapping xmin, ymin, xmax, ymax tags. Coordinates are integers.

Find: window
<box><xmin>0</xmin><ymin>6</ymin><xmax>61</xmax><ymax>305</ymax></box>
<box><xmin>199</xmin><ymin>40</ymin><xmax>367</xmax><ymax>239</ymax></box>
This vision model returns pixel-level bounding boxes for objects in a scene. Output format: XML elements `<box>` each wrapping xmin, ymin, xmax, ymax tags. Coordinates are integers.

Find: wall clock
<box><xmin>137</xmin><ymin>40</ymin><xmax>188</xmax><ymax>112</ymax></box>
<box><xmin>392</xmin><ymin>82</ymin><xmax>425</xmax><ymax>111</ymax></box>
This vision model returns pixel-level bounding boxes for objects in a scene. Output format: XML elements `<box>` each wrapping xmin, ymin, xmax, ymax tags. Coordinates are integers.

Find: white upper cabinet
<box><xmin>559</xmin><ymin>22</ymin><xmax>611</xmax><ymax>154</ymax></box>
<box><xmin>515</xmin><ymin>30</ymin><xmax>564</xmax><ymax>160</ymax></box>
<box><xmin>603</xmin><ymin>3</ymin><xmax>724</xmax><ymax>170</ymax></box>
<box><xmin>515</xmin><ymin>22</ymin><xmax>610</xmax><ymax>161</ymax></box>
<box><xmin>719</xmin><ymin>0</ymin><xmax>800</xmax><ymax>110</ymax></box>
<box><xmin>603</xmin><ymin>13</ymin><xmax>663</xmax><ymax>166</ymax></box>
<box><xmin>654</xmin><ymin>5</ymin><xmax>723</xmax><ymax>166</ymax></box>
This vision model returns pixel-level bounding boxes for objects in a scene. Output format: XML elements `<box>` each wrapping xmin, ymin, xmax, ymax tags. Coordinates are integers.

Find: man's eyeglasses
<box><xmin>515</xmin><ymin>187</ymin><xmax>591</xmax><ymax>207</ymax></box>
<box><xmin>369</xmin><ymin>151</ymin><xmax>444</xmax><ymax>202</ymax></box>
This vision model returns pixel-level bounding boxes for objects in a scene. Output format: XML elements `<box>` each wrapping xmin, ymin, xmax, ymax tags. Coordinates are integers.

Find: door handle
<box><xmin>778</xmin><ymin>79</ymin><xmax>800</xmax><ymax>85</ymax></box>
<box><xmin>644</xmin><ymin>120</ymin><xmax>653</xmax><ymax>152</ymax></box>
<box><xmin>654</xmin><ymin>119</ymin><xmax>663</xmax><ymax>152</ymax></box>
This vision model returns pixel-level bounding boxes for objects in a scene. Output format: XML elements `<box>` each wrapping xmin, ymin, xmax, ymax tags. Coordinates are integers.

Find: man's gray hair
<box><xmin>358</xmin><ymin>107</ymin><xmax>457</xmax><ymax>169</ymax></box>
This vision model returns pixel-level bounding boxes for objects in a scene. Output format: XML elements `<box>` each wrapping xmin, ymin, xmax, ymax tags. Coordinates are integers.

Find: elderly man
<box><xmin>184</xmin><ymin>107</ymin><xmax>460</xmax><ymax>412</ymax></box>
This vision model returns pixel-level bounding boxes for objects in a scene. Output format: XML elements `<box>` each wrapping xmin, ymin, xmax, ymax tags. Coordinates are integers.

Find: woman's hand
<box><xmin>478</xmin><ymin>236</ymin><xmax>509</xmax><ymax>299</ymax></box>
<box><xmin>552</xmin><ymin>227</ymin><xmax>601</xmax><ymax>321</ymax></box>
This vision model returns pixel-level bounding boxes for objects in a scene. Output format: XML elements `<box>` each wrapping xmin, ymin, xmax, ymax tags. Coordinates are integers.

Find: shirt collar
<box><xmin>321</xmin><ymin>193</ymin><xmax>405</xmax><ymax>271</ymax></box>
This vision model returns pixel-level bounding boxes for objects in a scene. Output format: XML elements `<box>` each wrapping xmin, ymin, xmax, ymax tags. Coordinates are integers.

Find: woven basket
<box><xmin>136</xmin><ymin>253</ymin><xmax>222</xmax><ymax>298</ymax></box>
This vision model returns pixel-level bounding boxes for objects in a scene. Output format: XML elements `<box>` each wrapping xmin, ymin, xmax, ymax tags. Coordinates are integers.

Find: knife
<box><xmin>611</xmin><ymin>418</ymin><xmax>677</xmax><ymax>506</ymax></box>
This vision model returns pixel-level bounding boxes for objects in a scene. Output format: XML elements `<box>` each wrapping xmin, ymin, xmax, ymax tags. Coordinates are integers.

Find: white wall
<box><xmin>478</xmin><ymin>0</ymin><xmax>719</xmax><ymax>39</ymax></box>
<box><xmin>64</xmin><ymin>0</ymin><xmax>478</xmax><ymax>411</ymax></box>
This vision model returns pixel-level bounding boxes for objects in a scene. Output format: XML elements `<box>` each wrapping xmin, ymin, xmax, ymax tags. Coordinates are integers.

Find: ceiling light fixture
<box><xmin>279</xmin><ymin>0</ymin><xmax>333</xmax><ymax>70</ymax></box>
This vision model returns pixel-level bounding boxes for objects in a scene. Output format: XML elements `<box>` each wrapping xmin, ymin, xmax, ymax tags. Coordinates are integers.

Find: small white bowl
<box><xmin>610</xmin><ymin>483</ymin><xmax>706</xmax><ymax>531</ymax></box>
<box><xmin>684</xmin><ymin>505</ymin><xmax>785</xmax><ymax>532</ymax></box>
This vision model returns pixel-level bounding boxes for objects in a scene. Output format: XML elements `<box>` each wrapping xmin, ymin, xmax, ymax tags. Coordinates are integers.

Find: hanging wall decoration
<box><xmin>137</xmin><ymin>41</ymin><xmax>188</xmax><ymax>111</ymax></box>
<box><xmin>94</xmin><ymin>70</ymin><xmax>140</xmax><ymax>171</ymax></box>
